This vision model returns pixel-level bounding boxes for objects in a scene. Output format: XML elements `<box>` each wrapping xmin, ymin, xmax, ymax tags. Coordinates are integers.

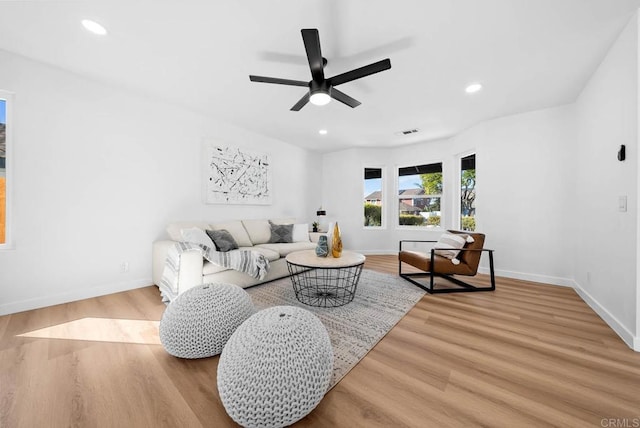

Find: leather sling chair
<box><xmin>398</xmin><ymin>230</ymin><xmax>495</xmax><ymax>293</ymax></box>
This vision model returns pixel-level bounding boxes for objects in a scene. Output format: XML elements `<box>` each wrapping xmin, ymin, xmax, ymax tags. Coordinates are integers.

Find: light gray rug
<box><xmin>246</xmin><ymin>269</ymin><xmax>426</xmax><ymax>389</ymax></box>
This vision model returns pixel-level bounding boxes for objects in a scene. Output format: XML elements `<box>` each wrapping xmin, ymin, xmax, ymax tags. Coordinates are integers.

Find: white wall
<box><xmin>321</xmin><ymin>104</ymin><xmax>575</xmax><ymax>285</ymax></box>
<box><xmin>573</xmin><ymin>14</ymin><xmax>638</xmax><ymax>345</ymax></box>
<box><xmin>0</xmin><ymin>49</ymin><xmax>319</xmax><ymax>315</ymax></box>
<box><xmin>451</xmin><ymin>105</ymin><xmax>576</xmax><ymax>285</ymax></box>
<box><xmin>320</xmin><ymin>13</ymin><xmax>640</xmax><ymax>349</ymax></box>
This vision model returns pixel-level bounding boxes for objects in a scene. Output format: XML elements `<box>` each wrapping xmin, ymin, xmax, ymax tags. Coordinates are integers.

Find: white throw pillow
<box><xmin>292</xmin><ymin>223</ymin><xmax>310</xmax><ymax>242</ymax></box>
<box><xmin>180</xmin><ymin>227</ymin><xmax>214</xmax><ymax>249</ymax></box>
<box><xmin>434</xmin><ymin>232</ymin><xmax>474</xmax><ymax>261</ymax></box>
<box><xmin>167</xmin><ymin>221</ymin><xmax>210</xmax><ymax>241</ymax></box>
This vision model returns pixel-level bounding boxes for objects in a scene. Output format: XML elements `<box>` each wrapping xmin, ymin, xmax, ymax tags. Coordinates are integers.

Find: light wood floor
<box><xmin>1</xmin><ymin>255</ymin><xmax>639</xmax><ymax>427</ymax></box>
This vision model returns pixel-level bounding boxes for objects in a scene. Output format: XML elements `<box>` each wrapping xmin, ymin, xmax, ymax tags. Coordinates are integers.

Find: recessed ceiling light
<box><xmin>465</xmin><ymin>83</ymin><xmax>483</xmax><ymax>94</ymax></box>
<box><xmin>319</xmin><ymin>129</ymin><xmax>328</xmax><ymax>135</ymax></box>
<box><xmin>81</xmin><ymin>19</ymin><xmax>107</xmax><ymax>36</ymax></box>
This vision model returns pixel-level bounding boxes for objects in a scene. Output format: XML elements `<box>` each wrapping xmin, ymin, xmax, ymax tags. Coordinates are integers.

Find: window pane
<box><xmin>398</xmin><ymin>162</ymin><xmax>442</xmax><ymax>227</ymax></box>
<box><xmin>461</xmin><ymin>154</ymin><xmax>476</xmax><ymax>231</ymax></box>
<box><xmin>364</xmin><ymin>168</ymin><xmax>382</xmax><ymax>227</ymax></box>
<box><xmin>0</xmin><ymin>98</ymin><xmax>5</xmax><ymax>244</ymax></box>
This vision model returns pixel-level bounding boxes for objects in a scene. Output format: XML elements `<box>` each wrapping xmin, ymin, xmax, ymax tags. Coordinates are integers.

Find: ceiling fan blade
<box><xmin>290</xmin><ymin>93</ymin><xmax>310</xmax><ymax>111</ymax></box>
<box><xmin>331</xmin><ymin>88</ymin><xmax>361</xmax><ymax>108</ymax></box>
<box><xmin>329</xmin><ymin>58</ymin><xmax>391</xmax><ymax>86</ymax></box>
<box><xmin>301</xmin><ymin>29</ymin><xmax>325</xmax><ymax>82</ymax></box>
<box><xmin>249</xmin><ymin>75</ymin><xmax>309</xmax><ymax>87</ymax></box>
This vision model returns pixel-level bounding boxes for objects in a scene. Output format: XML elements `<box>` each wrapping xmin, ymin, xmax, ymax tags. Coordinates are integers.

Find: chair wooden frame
<box><xmin>399</xmin><ymin>239</ymin><xmax>496</xmax><ymax>294</ymax></box>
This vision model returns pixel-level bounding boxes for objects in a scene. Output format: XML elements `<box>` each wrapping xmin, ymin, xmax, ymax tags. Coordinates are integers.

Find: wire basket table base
<box><xmin>287</xmin><ymin>263</ymin><xmax>364</xmax><ymax>307</ymax></box>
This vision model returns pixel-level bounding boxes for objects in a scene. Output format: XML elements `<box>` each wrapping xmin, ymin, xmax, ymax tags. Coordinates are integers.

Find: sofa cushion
<box><xmin>167</xmin><ymin>221</ymin><xmax>211</xmax><ymax>241</ymax></box>
<box><xmin>242</xmin><ymin>219</ymin><xmax>271</xmax><ymax>245</ymax></box>
<box><xmin>268</xmin><ymin>221</ymin><xmax>293</xmax><ymax>243</ymax></box>
<box><xmin>256</xmin><ymin>242</ymin><xmax>316</xmax><ymax>257</ymax></box>
<box><xmin>210</xmin><ymin>221</ymin><xmax>252</xmax><ymax>247</ymax></box>
<box><xmin>203</xmin><ymin>261</ymin><xmax>232</xmax><ymax>276</ymax></box>
<box><xmin>239</xmin><ymin>246</ymin><xmax>280</xmax><ymax>262</ymax></box>
<box><xmin>206</xmin><ymin>229</ymin><xmax>239</xmax><ymax>252</ymax></box>
<box><xmin>242</xmin><ymin>218</ymin><xmax>297</xmax><ymax>245</ymax></box>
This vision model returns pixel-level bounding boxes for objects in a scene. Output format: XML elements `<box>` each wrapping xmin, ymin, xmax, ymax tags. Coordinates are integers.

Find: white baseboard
<box><xmin>478</xmin><ymin>267</ymin><xmax>575</xmax><ymax>288</ymax></box>
<box><xmin>572</xmin><ymin>281</ymin><xmax>638</xmax><ymax>351</ymax></box>
<box><xmin>0</xmin><ymin>278</ymin><xmax>153</xmax><ymax>316</ymax></box>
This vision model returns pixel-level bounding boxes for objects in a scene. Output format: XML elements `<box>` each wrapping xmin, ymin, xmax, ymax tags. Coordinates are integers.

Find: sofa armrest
<box><xmin>152</xmin><ymin>240</ymin><xmax>204</xmax><ymax>295</ymax></box>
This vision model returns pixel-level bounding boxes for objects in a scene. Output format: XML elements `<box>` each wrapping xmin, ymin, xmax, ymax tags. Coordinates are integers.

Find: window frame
<box><xmin>363</xmin><ymin>165</ymin><xmax>385</xmax><ymax>230</ymax></box>
<box><xmin>0</xmin><ymin>90</ymin><xmax>14</xmax><ymax>250</ymax></box>
<box><xmin>395</xmin><ymin>160</ymin><xmax>444</xmax><ymax>230</ymax></box>
<box><xmin>456</xmin><ymin>151</ymin><xmax>476</xmax><ymax>231</ymax></box>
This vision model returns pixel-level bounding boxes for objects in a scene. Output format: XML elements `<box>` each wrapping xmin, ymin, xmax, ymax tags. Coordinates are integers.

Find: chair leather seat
<box><xmin>398</xmin><ymin>250</ymin><xmax>476</xmax><ymax>275</ymax></box>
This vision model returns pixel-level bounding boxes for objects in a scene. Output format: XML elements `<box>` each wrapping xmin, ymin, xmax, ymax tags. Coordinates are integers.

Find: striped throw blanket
<box><xmin>159</xmin><ymin>242</ymin><xmax>270</xmax><ymax>302</ymax></box>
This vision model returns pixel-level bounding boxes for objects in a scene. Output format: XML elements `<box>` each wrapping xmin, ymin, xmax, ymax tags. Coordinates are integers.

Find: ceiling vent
<box><xmin>395</xmin><ymin>128</ymin><xmax>420</xmax><ymax>136</ymax></box>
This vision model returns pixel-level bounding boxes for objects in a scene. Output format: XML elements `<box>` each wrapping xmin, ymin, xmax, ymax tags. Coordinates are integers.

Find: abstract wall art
<box><xmin>203</xmin><ymin>142</ymin><xmax>272</xmax><ymax>205</ymax></box>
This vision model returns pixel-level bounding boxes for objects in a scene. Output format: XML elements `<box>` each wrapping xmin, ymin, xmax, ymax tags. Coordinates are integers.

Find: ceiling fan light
<box><xmin>310</xmin><ymin>92</ymin><xmax>331</xmax><ymax>106</ymax></box>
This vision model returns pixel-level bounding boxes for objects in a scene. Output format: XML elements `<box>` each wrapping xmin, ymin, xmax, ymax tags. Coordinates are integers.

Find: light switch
<box><xmin>619</xmin><ymin>196</ymin><xmax>627</xmax><ymax>212</ymax></box>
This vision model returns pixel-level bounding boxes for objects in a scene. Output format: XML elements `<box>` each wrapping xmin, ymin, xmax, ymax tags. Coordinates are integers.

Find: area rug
<box><xmin>246</xmin><ymin>269</ymin><xmax>426</xmax><ymax>389</ymax></box>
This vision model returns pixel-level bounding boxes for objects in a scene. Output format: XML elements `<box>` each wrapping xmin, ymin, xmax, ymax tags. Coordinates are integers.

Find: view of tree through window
<box><xmin>461</xmin><ymin>154</ymin><xmax>476</xmax><ymax>231</ymax></box>
<box><xmin>398</xmin><ymin>163</ymin><xmax>442</xmax><ymax>227</ymax></box>
<box><xmin>0</xmin><ymin>98</ymin><xmax>6</xmax><ymax>244</ymax></box>
<box><xmin>364</xmin><ymin>167</ymin><xmax>382</xmax><ymax>227</ymax></box>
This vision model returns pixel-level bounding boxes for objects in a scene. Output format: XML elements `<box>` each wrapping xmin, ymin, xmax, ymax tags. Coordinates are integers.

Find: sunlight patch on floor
<box><xmin>18</xmin><ymin>317</ymin><xmax>161</xmax><ymax>345</ymax></box>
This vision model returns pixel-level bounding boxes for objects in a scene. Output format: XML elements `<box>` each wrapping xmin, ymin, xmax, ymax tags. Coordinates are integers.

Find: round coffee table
<box><xmin>285</xmin><ymin>250</ymin><xmax>366</xmax><ymax>307</ymax></box>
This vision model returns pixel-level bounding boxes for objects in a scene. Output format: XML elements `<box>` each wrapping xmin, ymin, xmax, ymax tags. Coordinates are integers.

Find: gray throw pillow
<box><xmin>268</xmin><ymin>221</ymin><xmax>293</xmax><ymax>243</ymax></box>
<box><xmin>206</xmin><ymin>229</ymin><xmax>239</xmax><ymax>252</ymax></box>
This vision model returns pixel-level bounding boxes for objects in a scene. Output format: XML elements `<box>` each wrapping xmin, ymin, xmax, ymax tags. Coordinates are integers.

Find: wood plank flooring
<box><xmin>1</xmin><ymin>255</ymin><xmax>639</xmax><ymax>427</ymax></box>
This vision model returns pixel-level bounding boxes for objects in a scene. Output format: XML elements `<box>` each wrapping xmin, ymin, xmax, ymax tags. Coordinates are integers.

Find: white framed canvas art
<box><xmin>203</xmin><ymin>141</ymin><xmax>272</xmax><ymax>205</ymax></box>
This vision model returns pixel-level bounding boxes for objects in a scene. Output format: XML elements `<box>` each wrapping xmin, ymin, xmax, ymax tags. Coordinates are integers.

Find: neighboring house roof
<box><xmin>399</xmin><ymin>201</ymin><xmax>421</xmax><ymax>212</ymax></box>
<box><xmin>399</xmin><ymin>188</ymin><xmax>425</xmax><ymax>196</ymax></box>
<box><xmin>364</xmin><ymin>190</ymin><xmax>382</xmax><ymax>200</ymax></box>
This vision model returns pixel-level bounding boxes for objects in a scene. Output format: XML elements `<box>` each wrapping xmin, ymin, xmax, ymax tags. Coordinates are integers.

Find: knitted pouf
<box><xmin>159</xmin><ymin>283</ymin><xmax>255</xmax><ymax>359</ymax></box>
<box><xmin>217</xmin><ymin>305</ymin><xmax>333</xmax><ymax>428</ymax></box>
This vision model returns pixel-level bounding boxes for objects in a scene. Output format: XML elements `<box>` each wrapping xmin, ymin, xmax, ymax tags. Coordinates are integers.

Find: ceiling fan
<box><xmin>249</xmin><ymin>29</ymin><xmax>392</xmax><ymax>111</ymax></box>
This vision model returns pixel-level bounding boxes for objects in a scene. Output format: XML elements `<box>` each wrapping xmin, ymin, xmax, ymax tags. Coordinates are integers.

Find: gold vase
<box><xmin>331</xmin><ymin>222</ymin><xmax>343</xmax><ymax>258</ymax></box>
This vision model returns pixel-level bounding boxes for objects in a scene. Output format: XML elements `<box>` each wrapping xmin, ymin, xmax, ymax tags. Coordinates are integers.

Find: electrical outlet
<box><xmin>120</xmin><ymin>262</ymin><xmax>129</xmax><ymax>273</ymax></box>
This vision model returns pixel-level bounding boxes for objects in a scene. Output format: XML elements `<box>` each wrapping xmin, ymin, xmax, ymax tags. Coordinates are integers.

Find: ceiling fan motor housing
<box><xmin>310</xmin><ymin>79</ymin><xmax>331</xmax><ymax>96</ymax></box>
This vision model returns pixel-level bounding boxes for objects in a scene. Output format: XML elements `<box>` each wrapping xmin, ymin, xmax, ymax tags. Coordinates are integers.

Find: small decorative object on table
<box><xmin>315</xmin><ymin>235</ymin><xmax>329</xmax><ymax>257</ymax></box>
<box><xmin>331</xmin><ymin>222</ymin><xmax>343</xmax><ymax>258</ymax></box>
<box><xmin>312</xmin><ymin>221</ymin><xmax>319</xmax><ymax>232</ymax></box>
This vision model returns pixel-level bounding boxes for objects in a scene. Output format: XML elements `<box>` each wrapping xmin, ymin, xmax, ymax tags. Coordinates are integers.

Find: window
<box><xmin>364</xmin><ymin>167</ymin><xmax>383</xmax><ymax>227</ymax></box>
<box><xmin>460</xmin><ymin>154</ymin><xmax>476</xmax><ymax>231</ymax></box>
<box><xmin>0</xmin><ymin>92</ymin><xmax>11</xmax><ymax>247</ymax></box>
<box><xmin>398</xmin><ymin>162</ymin><xmax>442</xmax><ymax>227</ymax></box>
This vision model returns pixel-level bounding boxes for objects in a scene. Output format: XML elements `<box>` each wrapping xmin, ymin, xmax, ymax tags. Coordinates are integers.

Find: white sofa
<box><xmin>152</xmin><ymin>218</ymin><xmax>318</xmax><ymax>296</ymax></box>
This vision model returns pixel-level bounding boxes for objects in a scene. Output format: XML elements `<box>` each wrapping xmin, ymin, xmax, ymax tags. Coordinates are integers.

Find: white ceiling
<box><xmin>0</xmin><ymin>0</ymin><xmax>639</xmax><ymax>152</ymax></box>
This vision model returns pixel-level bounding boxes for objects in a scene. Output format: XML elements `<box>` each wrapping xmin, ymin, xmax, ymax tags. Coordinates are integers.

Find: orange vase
<box><xmin>331</xmin><ymin>222</ymin><xmax>343</xmax><ymax>258</ymax></box>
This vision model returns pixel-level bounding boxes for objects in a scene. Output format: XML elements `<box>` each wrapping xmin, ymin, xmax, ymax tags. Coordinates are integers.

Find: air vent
<box><xmin>395</xmin><ymin>128</ymin><xmax>420</xmax><ymax>136</ymax></box>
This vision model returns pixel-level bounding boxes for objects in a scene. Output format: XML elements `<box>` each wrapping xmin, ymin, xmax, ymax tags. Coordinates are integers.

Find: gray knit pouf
<box><xmin>217</xmin><ymin>305</ymin><xmax>333</xmax><ymax>428</ymax></box>
<box><xmin>159</xmin><ymin>283</ymin><xmax>255</xmax><ymax>359</ymax></box>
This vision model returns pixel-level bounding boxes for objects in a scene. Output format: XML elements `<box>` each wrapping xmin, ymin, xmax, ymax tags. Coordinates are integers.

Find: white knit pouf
<box><xmin>217</xmin><ymin>305</ymin><xmax>333</xmax><ymax>428</ymax></box>
<box><xmin>159</xmin><ymin>283</ymin><xmax>255</xmax><ymax>359</ymax></box>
